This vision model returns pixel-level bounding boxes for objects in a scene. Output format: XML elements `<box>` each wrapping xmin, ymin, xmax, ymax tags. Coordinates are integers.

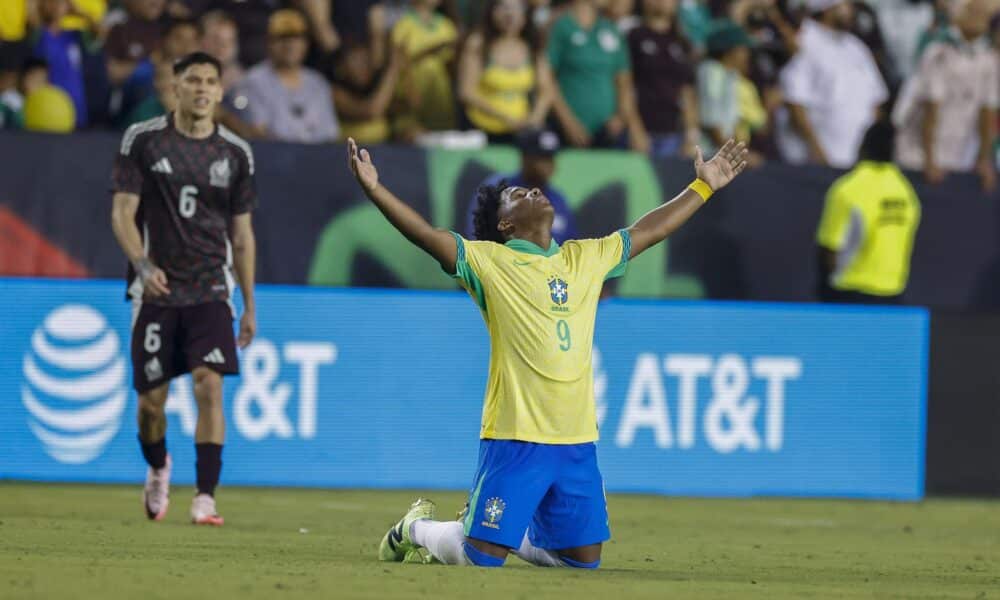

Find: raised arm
<box><xmin>346</xmin><ymin>138</ymin><xmax>458</xmax><ymax>272</ymax></box>
<box><xmin>627</xmin><ymin>140</ymin><xmax>748</xmax><ymax>259</ymax></box>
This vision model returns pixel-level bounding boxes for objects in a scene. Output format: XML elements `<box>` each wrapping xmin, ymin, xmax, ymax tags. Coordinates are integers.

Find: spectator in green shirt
<box><xmin>547</xmin><ymin>0</ymin><xmax>649</xmax><ymax>152</ymax></box>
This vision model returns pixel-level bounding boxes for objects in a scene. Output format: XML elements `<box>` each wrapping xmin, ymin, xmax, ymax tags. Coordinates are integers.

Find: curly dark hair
<box><xmin>472</xmin><ymin>180</ymin><xmax>509</xmax><ymax>243</ymax></box>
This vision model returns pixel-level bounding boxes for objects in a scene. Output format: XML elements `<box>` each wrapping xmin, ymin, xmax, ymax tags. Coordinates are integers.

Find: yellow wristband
<box><xmin>688</xmin><ymin>178</ymin><xmax>714</xmax><ymax>202</ymax></box>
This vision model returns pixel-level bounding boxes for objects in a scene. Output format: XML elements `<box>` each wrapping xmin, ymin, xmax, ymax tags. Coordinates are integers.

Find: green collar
<box><xmin>505</xmin><ymin>238</ymin><xmax>560</xmax><ymax>257</ymax></box>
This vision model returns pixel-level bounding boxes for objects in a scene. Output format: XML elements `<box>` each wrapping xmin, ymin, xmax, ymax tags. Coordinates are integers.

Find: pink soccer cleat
<box><xmin>143</xmin><ymin>454</ymin><xmax>172</xmax><ymax>521</ymax></box>
<box><xmin>190</xmin><ymin>493</ymin><xmax>225</xmax><ymax>526</ymax></box>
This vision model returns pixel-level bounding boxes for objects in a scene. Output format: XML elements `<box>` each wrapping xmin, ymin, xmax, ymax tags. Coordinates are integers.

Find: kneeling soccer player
<box><xmin>347</xmin><ymin>137</ymin><xmax>748</xmax><ymax>567</ymax></box>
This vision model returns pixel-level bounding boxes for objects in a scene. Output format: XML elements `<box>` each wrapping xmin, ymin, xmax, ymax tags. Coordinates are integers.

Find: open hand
<box><xmin>347</xmin><ymin>138</ymin><xmax>379</xmax><ymax>193</ymax></box>
<box><xmin>695</xmin><ymin>139</ymin><xmax>749</xmax><ymax>192</ymax></box>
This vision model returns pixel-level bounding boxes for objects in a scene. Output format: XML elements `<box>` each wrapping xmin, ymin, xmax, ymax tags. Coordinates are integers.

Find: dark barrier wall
<box><xmin>926</xmin><ymin>312</ymin><xmax>1000</xmax><ymax>495</ymax></box>
<box><xmin>1</xmin><ymin>132</ymin><xmax>998</xmax><ymax>308</ymax></box>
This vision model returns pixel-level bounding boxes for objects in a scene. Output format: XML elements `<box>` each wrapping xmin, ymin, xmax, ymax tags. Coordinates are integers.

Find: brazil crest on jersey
<box><xmin>450</xmin><ymin>230</ymin><xmax>630</xmax><ymax>444</ymax></box>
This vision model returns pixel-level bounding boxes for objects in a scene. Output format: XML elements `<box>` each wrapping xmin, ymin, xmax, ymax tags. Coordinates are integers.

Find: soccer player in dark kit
<box><xmin>110</xmin><ymin>52</ymin><xmax>257</xmax><ymax>526</ymax></box>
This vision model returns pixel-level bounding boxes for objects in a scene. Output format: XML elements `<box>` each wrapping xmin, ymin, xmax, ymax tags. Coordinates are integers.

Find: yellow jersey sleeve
<box><xmin>816</xmin><ymin>178</ymin><xmax>853</xmax><ymax>250</ymax></box>
<box><xmin>563</xmin><ymin>230</ymin><xmax>631</xmax><ymax>280</ymax></box>
<box><xmin>448</xmin><ymin>233</ymin><xmax>494</xmax><ymax>311</ymax></box>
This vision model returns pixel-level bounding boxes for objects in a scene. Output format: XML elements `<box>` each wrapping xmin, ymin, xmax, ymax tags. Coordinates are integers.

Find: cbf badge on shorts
<box><xmin>482</xmin><ymin>497</ymin><xmax>506</xmax><ymax>530</ymax></box>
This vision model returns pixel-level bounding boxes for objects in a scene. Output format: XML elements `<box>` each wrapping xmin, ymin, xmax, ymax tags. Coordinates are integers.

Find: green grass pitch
<box><xmin>2</xmin><ymin>483</ymin><xmax>998</xmax><ymax>599</ymax></box>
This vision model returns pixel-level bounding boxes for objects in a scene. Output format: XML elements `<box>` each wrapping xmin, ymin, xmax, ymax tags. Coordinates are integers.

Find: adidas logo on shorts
<box><xmin>203</xmin><ymin>348</ymin><xmax>225</xmax><ymax>364</ymax></box>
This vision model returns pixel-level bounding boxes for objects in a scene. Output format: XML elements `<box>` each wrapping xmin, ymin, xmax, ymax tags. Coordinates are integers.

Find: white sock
<box><xmin>513</xmin><ymin>532</ymin><xmax>565</xmax><ymax>567</ymax></box>
<box><xmin>410</xmin><ymin>520</ymin><xmax>471</xmax><ymax>565</ymax></box>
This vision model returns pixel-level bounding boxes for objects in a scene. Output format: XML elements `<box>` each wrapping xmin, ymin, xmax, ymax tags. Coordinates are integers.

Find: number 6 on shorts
<box><xmin>144</xmin><ymin>323</ymin><xmax>161</xmax><ymax>353</ymax></box>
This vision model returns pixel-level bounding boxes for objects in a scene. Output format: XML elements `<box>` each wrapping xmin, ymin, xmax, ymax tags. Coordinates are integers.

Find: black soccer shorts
<box><xmin>130</xmin><ymin>301</ymin><xmax>239</xmax><ymax>393</ymax></box>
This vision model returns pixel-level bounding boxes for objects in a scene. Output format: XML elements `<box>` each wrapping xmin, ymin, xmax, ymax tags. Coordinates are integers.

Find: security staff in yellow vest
<box><xmin>816</xmin><ymin>119</ymin><xmax>921</xmax><ymax>304</ymax></box>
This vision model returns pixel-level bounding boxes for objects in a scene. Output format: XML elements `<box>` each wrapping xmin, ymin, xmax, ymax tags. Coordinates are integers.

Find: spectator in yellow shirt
<box><xmin>390</xmin><ymin>0</ymin><xmax>458</xmax><ymax>139</ymax></box>
<box><xmin>458</xmin><ymin>0</ymin><xmax>553</xmax><ymax>144</ymax></box>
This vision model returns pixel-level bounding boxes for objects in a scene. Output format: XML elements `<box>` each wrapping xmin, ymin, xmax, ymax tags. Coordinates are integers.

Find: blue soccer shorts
<box><xmin>462</xmin><ymin>439</ymin><xmax>611</xmax><ymax>550</ymax></box>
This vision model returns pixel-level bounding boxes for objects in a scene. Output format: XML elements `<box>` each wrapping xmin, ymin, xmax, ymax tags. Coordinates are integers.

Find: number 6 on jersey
<box><xmin>179</xmin><ymin>185</ymin><xmax>198</xmax><ymax>218</ymax></box>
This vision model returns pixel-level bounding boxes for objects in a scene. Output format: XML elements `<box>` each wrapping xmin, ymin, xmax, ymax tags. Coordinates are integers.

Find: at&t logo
<box><xmin>22</xmin><ymin>305</ymin><xmax>127</xmax><ymax>464</ymax></box>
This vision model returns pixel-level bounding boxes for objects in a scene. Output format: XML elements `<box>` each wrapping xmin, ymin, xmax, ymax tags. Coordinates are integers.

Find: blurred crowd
<box><xmin>1</xmin><ymin>0</ymin><xmax>999</xmax><ymax>187</ymax></box>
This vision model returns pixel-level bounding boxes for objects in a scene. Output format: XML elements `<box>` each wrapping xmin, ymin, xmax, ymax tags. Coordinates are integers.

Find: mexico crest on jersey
<box><xmin>209</xmin><ymin>158</ymin><xmax>231</xmax><ymax>188</ymax></box>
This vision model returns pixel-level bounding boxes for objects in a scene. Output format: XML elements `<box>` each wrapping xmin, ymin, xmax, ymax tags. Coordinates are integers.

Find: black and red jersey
<box><xmin>112</xmin><ymin>114</ymin><xmax>257</xmax><ymax>306</ymax></box>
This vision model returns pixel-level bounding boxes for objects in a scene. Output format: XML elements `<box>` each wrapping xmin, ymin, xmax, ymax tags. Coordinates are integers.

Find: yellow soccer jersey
<box><xmin>450</xmin><ymin>230</ymin><xmax>630</xmax><ymax>444</ymax></box>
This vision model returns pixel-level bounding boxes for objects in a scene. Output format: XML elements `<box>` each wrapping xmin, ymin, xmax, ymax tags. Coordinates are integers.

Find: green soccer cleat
<box><xmin>403</xmin><ymin>547</ymin><xmax>442</xmax><ymax>565</ymax></box>
<box><xmin>402</xmin><ymin>547</ymin><xmax>424</xmax><ymax>564</ymax></box>
<box><xmin>402</xmin><ymin>547</ymin><xmax>428</xmax><ymax>564</ymax></box>
<box><xmin>377</xmin><ymin>498</ymin><xmax>437</xmax><ymax>562</ymax></box>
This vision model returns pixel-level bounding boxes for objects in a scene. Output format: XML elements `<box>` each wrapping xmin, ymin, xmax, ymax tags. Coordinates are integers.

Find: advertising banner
<box><xmin>0</xmin><ymin>279</ymin><xmax>928</xmax><ymax>499</ymax></box>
